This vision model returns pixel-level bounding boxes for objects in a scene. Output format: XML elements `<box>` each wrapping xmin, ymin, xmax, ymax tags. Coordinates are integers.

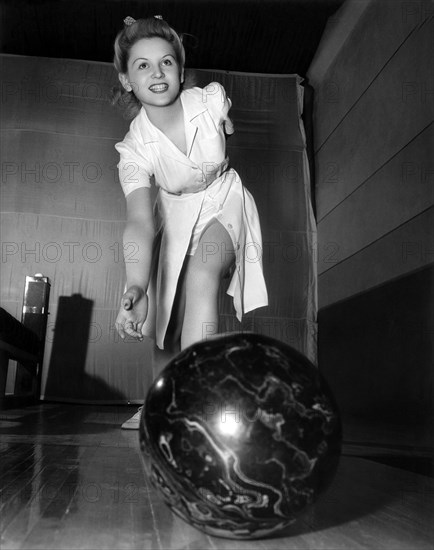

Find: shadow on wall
<box><xmin>318</xmin><ymin>265</ymin><xmax>434</xmax><ymax>427</ymax></box>
<box><xmin>44</xmin><ymin>294</ymin><xmax>126</xmax><ymax>402</ymax></box>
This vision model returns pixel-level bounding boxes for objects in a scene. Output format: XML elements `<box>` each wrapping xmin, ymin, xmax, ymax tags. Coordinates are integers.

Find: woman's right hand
<box><xmin>115</xmin><ymin>285</ymin><xmax>148</xmax><ymax>341</ymax></box>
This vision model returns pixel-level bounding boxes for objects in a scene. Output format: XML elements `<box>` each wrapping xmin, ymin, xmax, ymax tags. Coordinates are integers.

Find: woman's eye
<box><xmin>162</xmin><ymin>59</ymin><xmax>172</xmax><ymax>66</ymax></box>
<box><xmin>138</xmin><ymin>63</ymin><xmax>149</xmax><ymax>69</ymax></box>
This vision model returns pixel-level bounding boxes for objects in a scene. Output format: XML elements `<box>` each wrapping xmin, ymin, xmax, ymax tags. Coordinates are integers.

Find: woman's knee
<box><xmin>184</xmin><ymin>220</ymin><xmax>235</xmax><ymax>298</ymax></box>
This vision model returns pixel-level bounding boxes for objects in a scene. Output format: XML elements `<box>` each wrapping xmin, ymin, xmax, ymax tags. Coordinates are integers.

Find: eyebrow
<box><xmin>132</xmin><ymin>54</ymin><xmax>175</xmax><ymax>66</ymax></box>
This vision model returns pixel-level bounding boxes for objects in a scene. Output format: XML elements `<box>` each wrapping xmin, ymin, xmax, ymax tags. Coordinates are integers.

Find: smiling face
<box><xmin>120</xmin><ymin>37</ymin><xmax>184</xmax><ymax>110</ymax></box>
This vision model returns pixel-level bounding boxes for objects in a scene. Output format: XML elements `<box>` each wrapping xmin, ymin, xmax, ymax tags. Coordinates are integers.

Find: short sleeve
<box><xmin>202</xmin><ymin>82</ymin><xmax>235</xmax><ymax>136</ymax></box>
<box><xmin>115</xmin><ymin>135</ymin><xmax>153</xmax><ymax>197</ymax></box>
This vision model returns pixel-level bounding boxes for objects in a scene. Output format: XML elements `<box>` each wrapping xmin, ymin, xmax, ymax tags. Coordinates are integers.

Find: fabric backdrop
<box><xmin>0</xmin><ymin>54</ymin><xmax>317</xmax><ymax>403</ymax></box>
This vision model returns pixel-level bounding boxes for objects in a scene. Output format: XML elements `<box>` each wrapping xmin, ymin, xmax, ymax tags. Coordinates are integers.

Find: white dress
<box><xmin>115</xmin><ymin>82</ymin><xmax>268</xmax><ymax>349</ymax></box>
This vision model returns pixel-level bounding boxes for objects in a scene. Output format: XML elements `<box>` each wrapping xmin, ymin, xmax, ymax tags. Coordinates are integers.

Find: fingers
<box><xmin>137</xmin><ymin>320</ymin><xmax>145</xmax><ymax>338</ymax></box>
<box><xmin>123</xmin><ymin>321</ymin><xmax>144</xmax><ymax>341</ymax></box>
<box><xmin>118</xmin><ymin>324</ymin><xmax>143</xmax><ymax>341</ymax></box>
<box><xmin>116</xmin><ymin>319</ymin><xmax>144</xmax><ymax>341</ymax></box>
<box><xmin>123</xmin><ymin>297</ymin><xmax>133</xmax><ymax>310</ymax></box>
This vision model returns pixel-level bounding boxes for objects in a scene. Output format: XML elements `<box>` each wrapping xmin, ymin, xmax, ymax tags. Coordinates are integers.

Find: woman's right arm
<box><xmin>116</xmin><ymin>186</ymin><xmax>155</xmax><ymax>340</ymax></box>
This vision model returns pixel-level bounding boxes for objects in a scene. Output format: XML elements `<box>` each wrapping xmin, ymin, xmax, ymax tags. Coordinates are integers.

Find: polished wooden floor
<box><xmin>0</xmin><ymin>404</ymin><xmax>433</xmax><ymax>550</ymax></box>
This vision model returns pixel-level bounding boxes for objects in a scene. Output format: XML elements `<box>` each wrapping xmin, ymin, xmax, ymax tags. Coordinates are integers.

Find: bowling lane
<box><xmin>0</xmin><ymin>404</ymin><xmax>432</xmax><ymax>550</ymax></box>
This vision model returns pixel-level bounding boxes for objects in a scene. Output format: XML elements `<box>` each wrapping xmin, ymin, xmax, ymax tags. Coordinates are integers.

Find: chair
<box><xmin>0</xmin><ymin>275</ymin><xmax>50</xmax><ymax>409</ymax></box>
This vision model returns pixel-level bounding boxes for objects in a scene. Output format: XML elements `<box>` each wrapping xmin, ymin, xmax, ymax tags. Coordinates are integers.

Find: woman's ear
<box><xmin>180</xmin><ymin>68</ymin><xmax>185</xmax><ymax>84</ymax></box>
<box><xmin>119</xmin><ymin>73</ymin><xmax>132</xmax><ymax>92</ymax></box>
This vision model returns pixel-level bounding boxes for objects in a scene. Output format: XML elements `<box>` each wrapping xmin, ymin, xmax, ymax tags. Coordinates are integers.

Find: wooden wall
<box><xmin>307</xmin><ymin>0</ymin><xmax>433</xmax><ymax>450</ymax></box>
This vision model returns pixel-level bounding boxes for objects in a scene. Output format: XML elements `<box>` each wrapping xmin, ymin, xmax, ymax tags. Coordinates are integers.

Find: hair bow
<box><xmin>123</xmin><ymin>16</ymin><xmax>136</xmax><ymax>26</ymax></box>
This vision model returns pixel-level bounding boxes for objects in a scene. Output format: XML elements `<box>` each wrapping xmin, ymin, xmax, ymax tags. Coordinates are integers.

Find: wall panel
<box><xmin>307</xmin><ymin>0</ymin><xmax>433</xmax><ymax>445</ymax></box>
<box><xmin>318</xmin><ymin>124</ymin><xmax>433</xmax><ymax>276</ymax></box>
<box><xmin>319</xmin><ymin>208</ymin><xmax>433</xmax><ymax>309</ymax></box>
<box><xmin>316</xmin><ymin>16</ymin><xmax>433</xmax><ymax>220</ymax></box>
<box><xmin>312</xmin><ymin>0</ymin><xmax>428</xmax><ymax>149</ymax></box>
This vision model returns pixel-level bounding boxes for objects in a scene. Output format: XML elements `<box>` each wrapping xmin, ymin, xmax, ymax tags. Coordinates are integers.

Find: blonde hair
<box><xmin>112</xmin><ymin>17</ymin><xmax>194</xmax><ymax>120</ymax></box>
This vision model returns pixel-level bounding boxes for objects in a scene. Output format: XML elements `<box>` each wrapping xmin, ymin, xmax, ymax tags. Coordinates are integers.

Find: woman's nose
<box><xmin>152</xmin><ymin>67</ymin><xmax>164</xmax><ymax>78</ymax></box>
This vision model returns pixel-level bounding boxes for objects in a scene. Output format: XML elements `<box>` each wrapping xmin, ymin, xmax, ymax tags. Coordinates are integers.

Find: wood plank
<box><xmin>317</xmin><ymin>124</ymin><xmax>433</xmax><ymax>275</ymax></box>
<box><xmin>315</xmin><ymin>17</ymin><xmax>433</xmax><ymax>220</ymax></box>
<box><xmin>313</xmin><ymin>0</ymin><xmax>431</xmax><ymax>149</ymax></box>
<box><xmin>2</xmin><ymin>445</ymin><xmax>92</xmax><ymax>549</ymax></box>
<box><xmin>292</xmin><ymin>459</ymin><xmax>433</xmax><ymax>549</ymax></box>
<box><xmin>318</xmin><ymin>207</ymin><xmax>433</xmax><ymax>309</ymax></box>
<box><xmin>306</xmin><ymin>0</ymin><xmax>372</xmax><ymax>93</ymax></box>
<box><xmin>0</xmin><ymin>444</ymin><xmax>75</xmax><ymax>534</ymax></box>
<box><xmin>0</xmin><ymin>404</ymin><xmax>432</xmax><ymax>549</ymax></box>
<box><xmin>0</xmin><ymin>443</ymin><xmax>42</xmax><ymax>489</ymax></box>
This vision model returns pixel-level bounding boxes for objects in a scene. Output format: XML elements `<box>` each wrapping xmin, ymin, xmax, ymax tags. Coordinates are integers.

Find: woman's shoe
<box><xmin>121</xmin><ymin>406</ymin><xmax>143</xmax><ymax>430</ymax></box>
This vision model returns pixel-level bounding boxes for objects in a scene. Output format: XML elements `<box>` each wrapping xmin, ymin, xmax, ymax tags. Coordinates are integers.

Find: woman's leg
<box><xmin>180</xmin><ymin>219</ymin><xmax>235</xmax><ymax>349</ymax></box>
<box><xmin>163</xmin><ymin>256</ymin><xmax>189</xmax><ymax>350</ymax></box>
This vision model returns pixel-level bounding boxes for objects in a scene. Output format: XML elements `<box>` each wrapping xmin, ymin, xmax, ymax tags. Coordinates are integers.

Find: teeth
<box><xmin>150</xmin><ymin>84</ymin><xmax>168</xmax><ymax>92</ymax></box>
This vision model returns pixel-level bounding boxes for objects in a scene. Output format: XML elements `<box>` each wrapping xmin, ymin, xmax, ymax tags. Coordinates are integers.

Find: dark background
<box><xmin>0</xmin><ymin>0</ymin><xmax>344</xmax><ymax>75</ymax></box>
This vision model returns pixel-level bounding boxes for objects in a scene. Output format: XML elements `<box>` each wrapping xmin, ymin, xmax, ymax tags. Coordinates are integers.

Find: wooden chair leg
<box><xmin>0</xmin><ymin>349</ymin><xmax>10</xmax><ymax>410</ymax></box>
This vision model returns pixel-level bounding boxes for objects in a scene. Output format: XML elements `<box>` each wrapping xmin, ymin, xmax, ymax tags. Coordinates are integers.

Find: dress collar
<box><xmin>136</xmin><ymin>87</ymin><xmax>207</xmax><ymax>162</ymax></box>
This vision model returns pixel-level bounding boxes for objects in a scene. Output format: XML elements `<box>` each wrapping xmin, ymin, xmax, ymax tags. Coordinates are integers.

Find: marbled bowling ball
<box><xmin>139</xmin><ymin>332</ymin><xmax>341</xmax><ymax>539</ymax></box>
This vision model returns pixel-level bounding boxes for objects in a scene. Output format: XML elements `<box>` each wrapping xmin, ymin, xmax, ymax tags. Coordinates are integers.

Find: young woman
<box><xmin>113</xmin><ymin>16</ymin><xmax>268</xmax><ymax>428</ymax></box>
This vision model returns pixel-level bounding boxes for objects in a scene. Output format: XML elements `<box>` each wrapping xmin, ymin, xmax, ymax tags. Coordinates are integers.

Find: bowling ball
<box><xmin>139</xmin><ymin>332</ymin><xmax>341</xmax><ymax>539</ymax></box>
